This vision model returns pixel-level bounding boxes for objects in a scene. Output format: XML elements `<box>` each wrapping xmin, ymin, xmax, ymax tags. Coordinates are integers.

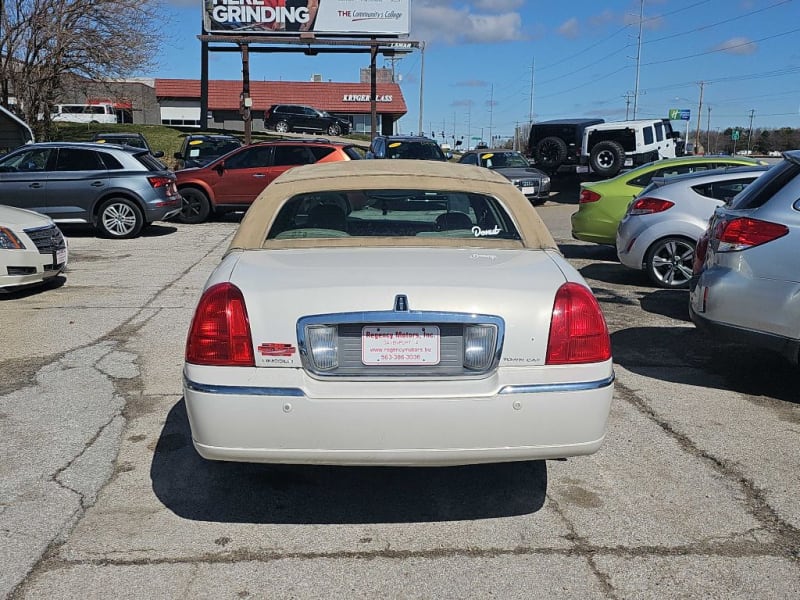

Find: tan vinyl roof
<box><xmin>228</xmin><ymin>160</ymin><xmax>558</xmax><ymax>252</ymax></box>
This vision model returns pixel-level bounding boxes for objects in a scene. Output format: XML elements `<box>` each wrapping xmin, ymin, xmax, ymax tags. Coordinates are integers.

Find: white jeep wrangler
<box><xmin>579</xmin><ymin>118</ymin><xmax>678</xmax><ymax>177</ymax></box>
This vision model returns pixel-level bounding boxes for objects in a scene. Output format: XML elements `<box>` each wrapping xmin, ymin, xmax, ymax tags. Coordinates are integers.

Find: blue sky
<box><xmin>158</xmin><ymin>1</ymin><xmax>800</xmax><ymax>141</ymax></box>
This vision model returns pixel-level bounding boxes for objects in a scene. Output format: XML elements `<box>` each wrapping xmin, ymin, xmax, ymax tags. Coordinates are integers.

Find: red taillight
<box><xmin>186</xmin><ymin>283</ymin><xmax>255</xmax><ymax>366</ymax></box>
<box><xmin>628</xmin><ymin>197</ymin><xmax>674</xmax><ymax>215</ymax></box>
<box><xmin>579</xmin><ymin>189</ymin><xmax>602</xmax><ymax>203</ymax></box>
<box><xmin>148</xmin><ymin>175</ymin><xmax>173</xmax><ymax>189</ymax></box>
<box><xmin>546</xmin><ymin>283</ymin><xmax>611</xmax><ymax>365</ymax></box>
<box><xmin>715</xmin><ymin>217</ymin><xmax>789</xmax><ymax>251</ymax></box>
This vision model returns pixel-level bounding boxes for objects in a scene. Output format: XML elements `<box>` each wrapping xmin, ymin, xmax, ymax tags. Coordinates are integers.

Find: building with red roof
<box><xmin>155</xmin><ymin>76</ymin><xmax>407</xmax><ymax>135</ymax></box>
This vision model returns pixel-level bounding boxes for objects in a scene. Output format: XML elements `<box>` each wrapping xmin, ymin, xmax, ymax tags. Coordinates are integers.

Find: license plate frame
<box><xmin>362</xmin><ymin>325</ymin><xmax>441</xmax><ymax>366</ymax></box>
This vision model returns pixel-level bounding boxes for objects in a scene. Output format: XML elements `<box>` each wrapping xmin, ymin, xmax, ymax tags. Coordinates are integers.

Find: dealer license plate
<box><xmin>521</xmin><ymin>186</ymin><xmax>536</xmax><ymax>195</ymax></box>
<box><xmin>55</xmin><ymin>248</ymin><xmax>67</xmax><ymax>265</ymax></box>
<box><xmin>362</xmin><ymin>325</ymin><xmax>440</xmax><ymax>366</ymax></box>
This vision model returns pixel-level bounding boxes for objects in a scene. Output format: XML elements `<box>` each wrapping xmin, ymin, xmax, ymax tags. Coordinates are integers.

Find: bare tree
<box><xmin>0</xmin><ymin>0</ymin><xmax>165</xmax><ymax>138</ymax></box>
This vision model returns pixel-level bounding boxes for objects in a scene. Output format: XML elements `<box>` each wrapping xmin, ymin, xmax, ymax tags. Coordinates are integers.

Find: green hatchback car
<box><xmin>571</xmin><ymin>156</ymin><xmax>767</xmax><ymax>245</ymax></box>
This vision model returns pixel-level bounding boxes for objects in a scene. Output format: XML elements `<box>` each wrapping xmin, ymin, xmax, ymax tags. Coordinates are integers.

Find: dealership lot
<box><xmin>2</xmin><ymin>194</ymin><xmax>798</xmax><ymax>598</ymax></box>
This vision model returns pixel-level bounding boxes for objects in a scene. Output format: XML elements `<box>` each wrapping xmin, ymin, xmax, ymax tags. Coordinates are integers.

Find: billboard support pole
<box><xmin>370</xmin><ymin>43</ymin><xmax>378</xmax><ymax>139</ymax></box>
<box><xmin>200</xmin><ymin>23</ymin><xmax>209</xmax><ymax>130</ymax></box>
<box><xmin>240</xmin><ymin>43</ymin><xmax>252</xmax><ymax>145</ymax></box>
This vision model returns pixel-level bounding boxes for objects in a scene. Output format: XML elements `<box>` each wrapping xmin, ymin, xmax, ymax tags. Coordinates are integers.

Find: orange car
<box><xmin>175</xmin><ymin>139</ymin><xmax>362</xmax><ymax>223</ymax></box>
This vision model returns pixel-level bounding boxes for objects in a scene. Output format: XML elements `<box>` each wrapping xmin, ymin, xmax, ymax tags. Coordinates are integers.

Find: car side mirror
<box><xmin>445</xmin><ymin>152</ymin><xmax>453</xmax><ymax>160</ymax></box>
<box><xmin>153</xmin><ymin>151</ymin><xmax>165</xmax><ymax>158</ymax></box>
<box><xmin>173</xmin><ymin>151</ymin><xmax>183</xmax><ymax>159</ymax></box>
<box><xmin>215</xmin><ymin>162</ymin><xmax>225</xmax><ymax>174</ymax></box>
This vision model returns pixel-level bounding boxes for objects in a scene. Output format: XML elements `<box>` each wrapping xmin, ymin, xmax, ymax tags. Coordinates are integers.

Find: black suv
<box><xmin>173</xmin><ymin>134</ymin><xmax>243</xmax><ymax>169</ymax></box>
<box><xmin>91</xmin><ymin>132</ymin><xmax>164</xmax><ymax>158</ymax></box>
<box><xmin>264</xmin><ymin>105</ymin><xmax>351</xmax><ymax>136</ymax></box>
<box><xmin>528</xmin><ymin>118</ymin><xmax>604</xmax><ymax>172</ymax></box>
<box><xmin>365</xmin><ymin>135</ymin><xmax>447</xmax><ymax>161</ymax></box>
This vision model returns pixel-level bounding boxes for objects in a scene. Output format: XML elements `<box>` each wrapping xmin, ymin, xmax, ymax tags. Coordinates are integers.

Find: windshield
<box><xmin>478</xmin><ymin>152</ymin><xmax>530</xmax><ymax>169</ymax></box>
<box><xmin>267</xmin><ymin>189</ymin><xmax>521</xmax><ymax>241</ymax></box>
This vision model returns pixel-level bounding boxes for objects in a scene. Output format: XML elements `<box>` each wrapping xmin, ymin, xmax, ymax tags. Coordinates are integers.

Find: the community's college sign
<box><xmin>203</xmin><ymin>0</ymin><xmax>410</xmax><ymax>37</ymax></box>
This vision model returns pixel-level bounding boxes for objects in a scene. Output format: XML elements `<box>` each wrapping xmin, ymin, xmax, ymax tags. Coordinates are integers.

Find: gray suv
<box><xmin>0</xmin><ymin>142</ymin><xmax>181</xmax><ymax>238</ymax></box>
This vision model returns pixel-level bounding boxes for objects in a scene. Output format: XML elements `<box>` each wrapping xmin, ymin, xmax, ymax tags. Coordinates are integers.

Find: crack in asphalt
<box><xmin>27</xmin><ymin>538</ymin><xmax>800</xmax><ymax>569</ymax></box>
<box><xmin>11</xmin><ymin>230</ymin><xmax>236</xmax><ymax>599</ymax></box>
<box><xmin>50</xmin><ymin>411</ymin><xmax>122</xmax><ymax>511</ymax></box>
<box><xmin>547</xmin><ymin>494</ymin><xmax>618</xmax><ymax>598</ymax></box>
<box><xmin>614</xmin><ymin>379</ymin><xmax>800</xmax><ymax>561</ymax></box>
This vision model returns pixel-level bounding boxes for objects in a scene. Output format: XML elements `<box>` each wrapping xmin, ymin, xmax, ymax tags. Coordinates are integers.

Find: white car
<box><xmin>616</xmin><ymin>166</ymin><xmax>769</xmax><ymax>288</ymax></box>
<box><xmin>0</xmin><ymin>205</ymin><xmax>68</xmax><ymax>289</ymax></box>
<box><xmin>183</xmin><ymin>160</ymin><xmax>614</xmax><ymax>466</ymax></box>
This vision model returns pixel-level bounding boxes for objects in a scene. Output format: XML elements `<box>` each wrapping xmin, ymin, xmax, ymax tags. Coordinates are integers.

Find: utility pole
<box><xmin>528</xmin><ymin>57</ymin><xmax>535</xmax><ymax>125</ymax></box>
<box><xmin>623</xmin><ymin>92</ymin><xmax>634</xmax><ymax>120</ymax></box>
<box><xmin>385</xmin><ymin>55</ymin><xmax>402</xmax><ymax>83</ymax></box>
<box><xmin>747</xmin><ymin>109</ymin><xmax>755</xmax><ymax>153</ymax></box>
<box><xmin>417</xmin><ymin>42</ymin><xmax>425</xmax><ymax>137</ymax></box>
<box><xmin>632</xmin><ymin>0</ymin><xmax>644</xmax><ymax>120</ymax></box>
<box><xmin>466</xmin><ymin>102</ymin><xmax>471</xmax><ymax>150</ymax></box>
<box><xmin>695</xmin><ymin>81</ymin><xmax>705</xmax><ymax>152</ymax></box>
<box><xmin>488</xmin><ymin>83</ymin><xmax>494</xmax><ymax>147</ymax></box>
<box><xmin>706</xmin><ymin>105</ymin><xmax>712</xmax><ymax>154</ymax></box>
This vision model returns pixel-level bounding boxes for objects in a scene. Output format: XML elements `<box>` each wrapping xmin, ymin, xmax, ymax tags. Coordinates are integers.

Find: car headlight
<box><xmin>541</xmin><ymin>176</ymin><xmax>551</xmax><ymax>187</ymax></box>
<box><xmin>463</xmin><ymin>324</ymin><xmax>497</xmax><ymax>370</ymax></box>
<box><xmin>307</xmin><ymin>325</ymin><xmax>338</xmax><ymax>370</ymax></box>
<box><xmin>0</xmin><ymin>227</ymin><xmax>24</xmax><ymax>250</ymax></box>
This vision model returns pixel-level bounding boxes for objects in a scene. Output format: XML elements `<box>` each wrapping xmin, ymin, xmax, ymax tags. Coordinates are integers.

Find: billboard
<box><xmin>203</xmin><ymin>0</ymin><xmax>410</xmax><ymax>37</ymax></box>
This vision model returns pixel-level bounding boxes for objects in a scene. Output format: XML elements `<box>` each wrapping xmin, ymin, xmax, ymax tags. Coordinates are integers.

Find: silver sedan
<box><xmin>690</xmin><ymin>151</ymin><xmax>800</xmax><ymax>364</ymax></box>
<box><xmin>616</xmin><ymin>166</ymin><xmax>769</xmax><ymax>288</ymax></box>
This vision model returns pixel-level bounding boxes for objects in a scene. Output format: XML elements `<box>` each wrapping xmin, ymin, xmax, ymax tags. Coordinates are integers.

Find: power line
<box><xmin>641</xmin><ymin>27</ymin><xmax>800</xmax><ymax>67</ymax></box>
<box><xmin>643</xmin><ymin>0</ymin><xmax>792</xmax><ymax>46</ymax></box>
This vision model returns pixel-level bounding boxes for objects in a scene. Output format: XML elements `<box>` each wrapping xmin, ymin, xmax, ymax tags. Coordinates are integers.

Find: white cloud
<box><xmin>411</xmin><ymin>1</ymin><xmax>525</xmax><ymax>44</ymax></box>
<box><xmin>557</xmin><ymin>18</ymin><xmax>580</xmax><ymax>39</ymax></box>
<box><xmin>471</xmin><ymin>0</ymin><xmax>525</xmax><ymax>9</ymax></box>
<box><xmin>623</xmin><ymin>11</ymin><xmax>664</xmax><ymax>30</ymax></box>
<box><xmin>589</xmin><ymin>10</ymin><xmax>616</xmax><ymax>28</ymax></box>
<box><xmin>713</xmin><ymin>37</ymin><xmax>758</xmax><ymax>55</ymax></box>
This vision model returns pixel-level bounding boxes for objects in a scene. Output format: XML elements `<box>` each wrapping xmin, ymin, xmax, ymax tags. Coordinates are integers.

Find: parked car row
<box><xmin>567</xmin><ymin>149</ymin><xmax>800</xmax><ymax>369</ymax></box>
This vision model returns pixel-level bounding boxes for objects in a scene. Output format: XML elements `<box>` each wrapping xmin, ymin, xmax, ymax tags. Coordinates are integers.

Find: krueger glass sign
<box><xmin>203</xmin><ymin>0</ymin><xmax>410</xmax><ymax>37</ymax></box>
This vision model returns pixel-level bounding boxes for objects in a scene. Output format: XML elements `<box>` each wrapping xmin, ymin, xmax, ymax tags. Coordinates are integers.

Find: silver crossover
<box><xmin>690</xmin><ymin>151</ymin><xmax>800</xmax><ymax>364</ymax></box>
<box><xmin>617</xmin><ymin>166</ymin><xmax>769</xmax><ymax>288</ymax></box>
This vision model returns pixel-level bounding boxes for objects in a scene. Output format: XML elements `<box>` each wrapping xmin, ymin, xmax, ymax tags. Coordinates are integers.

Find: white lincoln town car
<box><xmin>183</xmin><ymin>160</ymin><xmax>614</xmax><ymax>466</ymax></box>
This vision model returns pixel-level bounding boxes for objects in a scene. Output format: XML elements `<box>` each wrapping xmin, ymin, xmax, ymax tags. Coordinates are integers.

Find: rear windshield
<box><xmin>478</xmin><ymin>152</ymin><xmax>530</xmax><ymax>168</ymax></box>
<box><xmin>186</xmin><ymin>139</ymin><xmax>240</xmax><ymax>158</ymax></box>
<box><xmin>385</xmin><ymin>141</ymin><xmax>446</xmax><ymax>161</ymax></box>
<box><xmin>136</xmin><ymin>151</ymin><xmax>168</xmax><ymax>171</ymax></box>
<box><xmin>267</xmin><ymin>189</ymin><xmax>521</xmax><ymax>240</ymax></box>
<box><xmin>728</xmin><ymin>160</ymin><xmax>798</xmax><ymax>210</ymax></box>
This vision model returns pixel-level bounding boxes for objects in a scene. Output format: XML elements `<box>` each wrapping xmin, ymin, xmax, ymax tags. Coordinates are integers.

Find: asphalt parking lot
<box><xmin>2</xmin><ymin>183</ymin><xmax>798</xmax><ymax>599</ymax></box>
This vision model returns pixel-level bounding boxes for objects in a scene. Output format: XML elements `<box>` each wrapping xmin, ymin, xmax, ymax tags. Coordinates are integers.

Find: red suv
<box><xmin>175</xmin><ymin>139</ymin><xmax>362</xmax><ymax>223</ymax></box>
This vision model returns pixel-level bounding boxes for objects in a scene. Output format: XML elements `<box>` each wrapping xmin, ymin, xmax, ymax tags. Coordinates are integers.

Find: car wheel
<box><xmin>97</xmin><ymin>198</ymin><xmax>144</xmax><ymax>239</ymax></box>
<box><xmin>589</xmin><ymin>140</ymin><xmax>625</xmax><ymax>177</ymax></box>
<box><xmin>645</xmin><ymin>236</ymin><xmax>695</xmax><ymax>289</ymax></box>
<box><xmin>177</xmin><ymin>188</ymin><xmax>211</xmax><ymax>224</ymax></box>
<box><xmin>327</xmin><ymin>123</ymin><xmax>342</xmax><ymax>136</ymax></box>
<box><xmin>275</xmin><ymin>121</ymin><xmax>290</xmax><ymax>134</ymax></box>
<box><xmin>533</xmin><ymin>136</ymin><xmax>568</xmax><ymax>170</ymax></box>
